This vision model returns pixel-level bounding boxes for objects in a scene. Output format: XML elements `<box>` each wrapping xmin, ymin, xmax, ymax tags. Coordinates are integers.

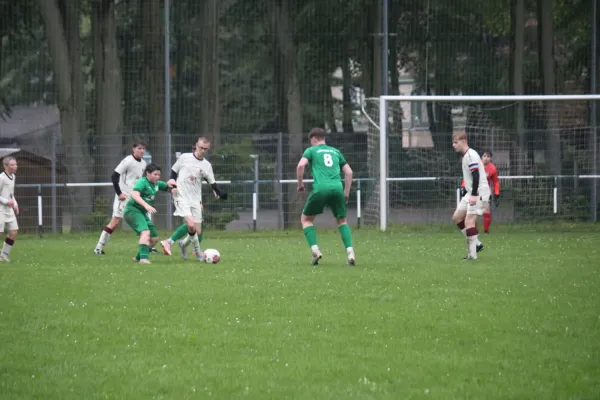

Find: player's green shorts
<box><xmin>123</xmin><ymin>207</ymin><xmax>158</xmax><ymax>237</ymax></box>
<box><xmin>302</xmin><ymin>188</ymin><xmax>347</xmax><ymax>219</ymax></box>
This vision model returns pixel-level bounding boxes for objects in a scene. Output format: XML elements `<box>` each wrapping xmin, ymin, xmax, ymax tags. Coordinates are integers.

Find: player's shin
<box><xmin>338</xmin><ymin>224</ymin><xmax>352</xmax><ymax>249</ymax></box>
<box><xmin>169</xmin><ymin>223</ymin><xmax>188</xmax><ymax>243</ymax></box>
<box><xmin>181</xmin><ymin>231</ymin><xmax>193</xmax><ymax>248</ymax></box>
<box><xmin>96</xmin><ymin>227</ymin><xmax>113</xmax><ymax>249</ymax></box>
<box><xmin>189</xmin><ymin>232</ymin><xmax>202</xmax><ymax>258</ymax></box>
<box><xmin>303</xmin><ymin>225</ymin><xmax>318</xmax><ymax>249</ymax></box>
<box><xmin>483</xmin><ymin>213</ymin><xmax>492</xmax><ymax>232</ymax></box>
<box><xmin>2</xmin><ymin>237</ymin><xmax>14</xmax><ymax>256</ymax></box>
<box><xmin>466</xmin><ymin>227</ymin><xmax>479</xmax><ymax>259</ymax></box>
<box><xmin>138</xmin><ymin>244</ymin><xmax>150</xmax><ymax>259</ymax></box>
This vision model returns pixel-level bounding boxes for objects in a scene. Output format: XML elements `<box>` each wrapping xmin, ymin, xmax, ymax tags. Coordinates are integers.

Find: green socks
<box><xmin>304</xmin><ymin>224</ymin><xmax>352</xmax><ymax>249</ymax></box>
<box><xmin>338</xmin><ymin>224</ymin><xmax>353</xmax><ymax>248</ymax></box>
<box><xmin>138</xmin><ymin>244</ymin><xmax>150</xmax><ymax>259</ymax></box>
<box><xmin>303</xmin><ymin>226</ymin><xmax>318</xmax><ymax>247</ymax></box>
<box><xmin>170</xmin><ymin>224</ymin><xmax>189</xmax><ymax>242</ymax></box>
<box><xmin>171</xmin><ymin>223</ymin><xmax>203</xmax><ymax>243</ymax></box>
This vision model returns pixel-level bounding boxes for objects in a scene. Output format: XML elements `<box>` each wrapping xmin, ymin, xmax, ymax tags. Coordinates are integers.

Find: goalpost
<box><xmin>361</xmin><ymin>94</ymin><xmax>600</xmax><ymax>231</ymax></box>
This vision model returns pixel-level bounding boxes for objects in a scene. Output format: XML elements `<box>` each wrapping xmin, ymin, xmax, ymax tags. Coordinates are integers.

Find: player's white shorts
<box><xmin>112</xmin><ymin>195</ymin><xmax>128</xmax><ymax>218</ymax></box>
<box><xmin>173</xmin><ymin>194</ymin><xmax>203</xmax><ymax>223</ymax></box>
<box><xmin>457</xmin><ymin>192</ymin><xmax>491</xmax><ymax>216</ymax></box>
<box><xmin>0</xmin><ymin>210</ymin><xmax>18</xmax><ymax>232</ymax></box>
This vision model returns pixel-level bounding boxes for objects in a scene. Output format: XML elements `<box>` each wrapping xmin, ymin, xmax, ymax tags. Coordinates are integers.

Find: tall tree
<box><xmin>141</xmin><ymin>0</ymin><xmax>166</xmax><ymax>168</ymax></box>
<box><xmin>510</xmin><ymin>0</ymin><xmax>526</xmax><ymax>173</ymax></box>
<box><xmin>92</xmin><ymin>0</ymin><xmax>124</xmax><ymax>197</ymax></box>
<box><xmin>198</xmin><ymin>0</ymin><xmax>221</xmax><ymax>145</ymax></box>
<box><xmin>270</xmin><ymin>0</ymin><xmax>304</xmax><ymax>228</ymax></box>
<box><xmin>38</xmin><ymin>0</ymin><xmax>93</xmax><ymax>228</ymax></box>
<box><xmin>537</xmin><ymin>0</ymin><xmax>561</xmax><ymax>174</ymax></box>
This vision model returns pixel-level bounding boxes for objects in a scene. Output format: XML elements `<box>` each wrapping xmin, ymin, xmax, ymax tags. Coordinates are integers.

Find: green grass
<box><xmin>1</xmin><ymin>226</ymin><xmax>600</xmax><ymax>399</ymax></box>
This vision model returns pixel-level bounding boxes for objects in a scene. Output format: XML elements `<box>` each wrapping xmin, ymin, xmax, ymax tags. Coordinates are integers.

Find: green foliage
<box><xmin>82</xmin><ymin>195</ymin><xmax>110</xmax><ymax>231</ymax></box>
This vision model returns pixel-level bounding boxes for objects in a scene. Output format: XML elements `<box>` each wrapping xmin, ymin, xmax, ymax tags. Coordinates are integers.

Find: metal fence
<box><xmin>6</xmin><ymin>130</ymin><xmax>599</xmax><ymax>235</ymax></box>
<box><xmin>0</xmin><ymin>0</ymin><xmax>598</xmax><ymax>233</ymax></box>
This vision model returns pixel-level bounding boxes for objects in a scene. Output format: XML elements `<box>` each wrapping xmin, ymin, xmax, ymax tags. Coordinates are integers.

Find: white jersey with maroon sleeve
<box><xmin>461</xmin><ymin>148</ymin><xmax>490</xmax><ymax>197</ymax></box>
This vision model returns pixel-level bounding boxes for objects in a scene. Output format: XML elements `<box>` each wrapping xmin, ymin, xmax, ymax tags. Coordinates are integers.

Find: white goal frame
<box><xmin>374</xmin><ymin>94</ymin><xmax>600</xmax><ymax>232</ymax></box>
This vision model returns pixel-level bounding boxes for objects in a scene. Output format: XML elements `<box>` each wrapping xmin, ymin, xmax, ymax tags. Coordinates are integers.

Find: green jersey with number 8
<box><xmin>302</xmin><ymin>144</ymin><xmax>347</xmax><ymax>191</ymax></box>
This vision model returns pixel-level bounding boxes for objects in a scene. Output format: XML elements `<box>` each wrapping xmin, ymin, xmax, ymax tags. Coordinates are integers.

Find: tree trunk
<box><xmin>199</xmin><ymin>0</ymin><xmax>221</xmax><ymax>146</ymax></box>
<box><xmin>342</xmin><ymin>56</ymin><xmax>354</xmax><ymax>133</ymax></box>
<box><xmin>39</xmin><ymin>0</ymin><xmax>93</xmax><ymax>230</ymax></box>
<box><xmin>325</xmin><ymin>76</ymin><xmax>337</xmax><ymax>133</ymax></box>
<box><xmin>537</xmin><ymin>0</ymin><xmax>561</xmax><ymax>175</ymax></box>
<box><xmin>92</xmin><ymin>0</ymin><xmax>124</xmax><ymax>200</ymax></box>
<box><xmin>510</xmin><ymin>0</ymin><xmax>526</xmax><ymax>174</ymax></box>
<box><xmin>141</xmin><ymin>0</ymin><xmax>166</xmax><ymax>226</ymax></box>
<box><xmin>270</xmin><ymin>0</ymin><xmax>304</xmax><ymax>229</ymax></box>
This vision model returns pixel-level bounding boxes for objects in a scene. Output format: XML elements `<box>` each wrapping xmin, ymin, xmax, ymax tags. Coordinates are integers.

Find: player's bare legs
<box><xmin>336</xmin><ymin>217</ymin><xmax>355</xmax><ymax>266</ymax></box>
<box><xmin>0</xmin><ymin>230</ymin><xmax>17</xmax><ymax>262</ymax></box>
<box><xmin>95</xmin><ymin>216</ymin><xmax>121</xmax><ymax>255</ymax></box>
<box><xmin>301</xmin><ymin>214</ymin><xmax>322</xmax><ymax>265</ymax></box>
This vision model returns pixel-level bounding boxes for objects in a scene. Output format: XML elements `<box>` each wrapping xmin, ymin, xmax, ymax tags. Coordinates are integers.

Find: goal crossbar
<box><xmin>375</xmin><ymin>94</ymin><xmax>600</xmax><ymax>231</ymax></box>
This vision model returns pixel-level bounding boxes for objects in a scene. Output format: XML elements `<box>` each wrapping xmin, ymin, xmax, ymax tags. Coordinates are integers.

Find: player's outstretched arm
<box><xmin>296</xmin><ymin>157</ymin><xmax>309</xmax><ymax>191</ymax></box>
<box><xmin>342</xmin><ymin>164</ymin><xmax>353</xmax><ymax>201</ymax></box>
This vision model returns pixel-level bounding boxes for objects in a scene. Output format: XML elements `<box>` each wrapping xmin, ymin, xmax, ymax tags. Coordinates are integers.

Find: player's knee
<box><xmin>300</xmin><ymin>215</ymin><xmax>313</xmax><ymax>227</ymax></box>
<box><xmin>336</xmin><ymin>218</ymin><xmax>347</xmax><ymax>226</ymax></box>
<box><xmin>108</xmin><ymin>218</ymin><xmax>121</xmax><ymax>229</ymax></box>
<box><xmin>149</xmin><ymin>236</ymin><xmax>158</xmax><ymax>246</ymax></box>
<box><xmin>7</xmin><ymin>230</ymin><xmax>17</xmax><ymax>240</ymax></box>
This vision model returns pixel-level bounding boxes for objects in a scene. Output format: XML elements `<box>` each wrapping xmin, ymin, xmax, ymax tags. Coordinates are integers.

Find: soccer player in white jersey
<box><xmin>451</xmin><ymin>132</ymin><xmax>491</xmax><ymax>260</ymax></box>
<box><xmin>161</xmin><ymin>137</ymin><xmax>227</xmax><ymax>261</ymax></box>
<box><xmin>94</xmin><ymin>141</ymin><xmax>147</xmax><ymax>255</ymax></box>
<box><xmin>0</xmin><ymin>157</ymin><xmax>19</xmax><ymax>262</ymax></box>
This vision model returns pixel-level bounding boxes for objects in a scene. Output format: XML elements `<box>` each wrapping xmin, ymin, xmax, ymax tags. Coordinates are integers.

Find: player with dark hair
<box><xmin>297</xmin><ymin>127</ymin><xmax>355</xmax><ymax>266</ymax></box>
<box><xmin>123</xmin><ymin>163</ymin><xmax>176</xmax><ymax>264</ymax></box>
<box><xmin>452</xmin><ymin>132</ymin><xmax>491</xmax><ymax>260</ymax></box>
<box><xmin>481</xmin><ymin>151</ymin><xmax>500</xmax><ymax>233</ymax></box>
<box><xmin>95</xmin><ymin>141</ymin><xmax>147</xmax><ymax>255</ymax></box>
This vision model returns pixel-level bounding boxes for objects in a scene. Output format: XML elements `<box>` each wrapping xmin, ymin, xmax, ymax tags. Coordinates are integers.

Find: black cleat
<box><xmin>149</xmin><ymin>248</ymin><xmax>158</xmax><ymax>253</ymax></box>
<box><xmin>94</xmin><ymin>249</ymin><xmax>105</xmax><ymax>255</ymax></box>
<box><xmin>476</xmin><ymin>243</ymin><xmax>484</xmax><ymax>253</ymax></box>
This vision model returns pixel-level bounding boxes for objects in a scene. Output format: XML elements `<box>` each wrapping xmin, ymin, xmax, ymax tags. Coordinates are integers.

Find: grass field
<box><xmin>1</xmin><ymin>225</ymin><xmax>599</xmax><ymax>399</ymax></box>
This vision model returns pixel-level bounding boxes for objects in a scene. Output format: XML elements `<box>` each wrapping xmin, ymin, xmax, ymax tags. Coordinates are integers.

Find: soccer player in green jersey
<box><xmin>123</xmin><ymin>163</ymin><xmax>176</xmax><ymax>264</ymax></box>
<box><xmin>296</xmin><ymin>128</ymin><xmax>356</xmax><ymax>266</ymax></box>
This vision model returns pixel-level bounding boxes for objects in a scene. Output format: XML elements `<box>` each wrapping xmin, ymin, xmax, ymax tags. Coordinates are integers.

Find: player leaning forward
<box><xmin>451</xmin><ymin>132</ymin><xmax>491</xmax><ymax>260</ymax></box>
<box><xmin>161</xmin><ymin>136</ymin><xmax>227</xmax><ymax>261</ymax></box>
<box><xmin>297</xmin><ymin>128</ymin><xmax>355</xmax><ymax>266</ymax></box>
<box><xmin>0</xmin><ymin>157</ymin><xmax>19</xmax><ymax>262</ymax></box>
<box><xmin>94</xmin><ymin>141</ymin><xmax>147</xmax><ymax>254</ymax></box>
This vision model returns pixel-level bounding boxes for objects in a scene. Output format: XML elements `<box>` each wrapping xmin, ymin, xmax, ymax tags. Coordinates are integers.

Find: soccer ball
<box><xmin>204</xmin><ymin>248</ymin><xmax>221</xmax><ymax>264</ymax></box>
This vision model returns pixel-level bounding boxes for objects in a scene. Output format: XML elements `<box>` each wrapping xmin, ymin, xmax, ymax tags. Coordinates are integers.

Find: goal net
<box><xmin>361</xmin><ymin>95</ymin><xmax>600</xmax><ymax>231</ymax></box>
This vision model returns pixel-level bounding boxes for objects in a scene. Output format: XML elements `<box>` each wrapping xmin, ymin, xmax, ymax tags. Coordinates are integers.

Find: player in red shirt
<box><xmin>461</xmin><ymin>151</ymin><xmax>500</xmax><ymax>234</ymax></box>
